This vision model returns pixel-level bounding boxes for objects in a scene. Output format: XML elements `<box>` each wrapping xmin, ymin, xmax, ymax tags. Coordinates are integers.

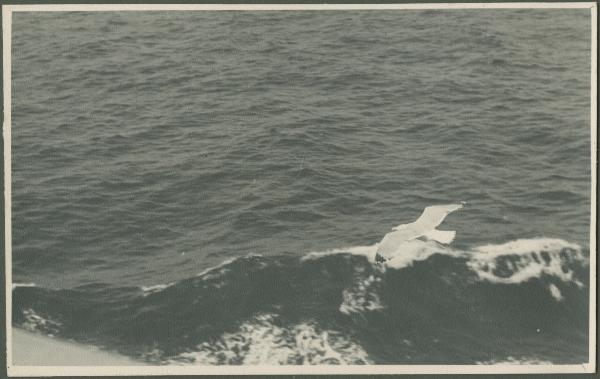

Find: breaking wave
<box><xmin>12</xmin><ymin>238</ymin><xmax>589</xmax><ymax>365</ymax></box>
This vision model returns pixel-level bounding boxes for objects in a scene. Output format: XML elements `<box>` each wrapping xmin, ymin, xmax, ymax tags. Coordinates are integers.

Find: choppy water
<box><xmin>11</xmin><ymin>9</ymin><xmax>592</xmax><ymax>364</ymax></box>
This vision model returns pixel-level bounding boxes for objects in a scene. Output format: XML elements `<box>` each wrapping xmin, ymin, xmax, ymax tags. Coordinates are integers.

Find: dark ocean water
<box><xmin>11</xmin><ymin>9</ymin><xmax>592</xmax><ymax>364</ymax></box>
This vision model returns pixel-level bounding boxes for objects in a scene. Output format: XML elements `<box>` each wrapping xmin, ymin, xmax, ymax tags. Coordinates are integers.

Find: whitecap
<box><xmin>12</xmin><ymin>282</ymin><xmax>37</xmax><ymax>290</ymax></box>
<box><xmin>465</xmin><ymin>238</ymin><xmax>586</xmax><ymax>286</ymax></box>
<box><xmin>301</xmin><ymin>244</ymin><xmax>378</xmax><ymax>262</ymax></box>
<box><xmin>164</xmin><ymin>314</ymin><xmax>371</xmax><ymax>365</ymax></box>
<box><xmin>140</xmin><ymin>282</ymin><xmax>174</xmax><ymax>296</ymax></box>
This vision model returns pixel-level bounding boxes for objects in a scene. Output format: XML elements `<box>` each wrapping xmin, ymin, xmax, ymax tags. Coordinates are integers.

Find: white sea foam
<box><xmin>339</xmin><ymin>274</ymin><xmax>384</xmax><ymax>315</ymax></box>
<box><xmin>197</xmin><ymin>257</ymin><xmax>237</xmax><ymax>278</ymax></box>
<box><xmin>12</xmin><ymin>282</ymin><xmax>37</xmax><ymax>290</ymax></box>
<box><xmin>165</xmin><ymin>314</ymin><xmax>371</xmax><ymax>365</ymax></box>
<box><xmin>466</xmin><ymin>238</ymin><xmax>586</xmax><ymax>286</ymax></box>
<box><xmin>476</xmin><ymin>356</ymin><xmax>554</xmax><ymax>365</ymax></box>
<box><xmin>473</xmin><ymin>238</ymin><xmax>581</xmax><ymax>257</ymax></box>
<box><xmin>302</xmin><ymin>244</ymin><xmax>378</xmax><ymax>262</ymax></box>
<box><xmin>548</xmin><ymin>283</ymin><xmax>563</xmax><ymax>301</ymax></box>
<box><xmin>20</xmin><ymin>308</ymin><xmax>61</xmax><ymax>336</ymax></box>
<box><xmin>140</xmin><ymin>283</ymin><xmax>174</xmax><ymax>296</ymax></box>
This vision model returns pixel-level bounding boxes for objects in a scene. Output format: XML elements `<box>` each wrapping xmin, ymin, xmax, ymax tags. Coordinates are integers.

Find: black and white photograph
<box><xmin>3</xmin><ymin>2</ymin><xmax>597</xmax><ymax>375</ymax></box>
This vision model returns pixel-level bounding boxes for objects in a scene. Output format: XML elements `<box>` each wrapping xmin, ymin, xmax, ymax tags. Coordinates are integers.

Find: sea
<box><xmin>10</xmin><ymin>9</ymin><xmax>592</xmax><ymax>365</ymax></box>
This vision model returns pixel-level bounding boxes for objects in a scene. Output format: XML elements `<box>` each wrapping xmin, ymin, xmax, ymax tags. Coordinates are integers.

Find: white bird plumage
<box><xmin>375</xmin><ymin>203</ymin><xmax>463</xmax><ymax>262</ymax></box>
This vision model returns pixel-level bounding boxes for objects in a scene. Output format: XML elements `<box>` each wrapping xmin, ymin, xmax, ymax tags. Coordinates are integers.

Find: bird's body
<box><xmin>375</xmin><ymin>203</ymin><xmax>463</xmax><ymax>262</ymax></box>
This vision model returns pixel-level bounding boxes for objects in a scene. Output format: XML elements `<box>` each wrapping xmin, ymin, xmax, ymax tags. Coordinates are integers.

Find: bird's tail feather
<box><xmin>423</xmin><ymin>230</ymin><xmax>456</xmax><ymax>244</ymax></box>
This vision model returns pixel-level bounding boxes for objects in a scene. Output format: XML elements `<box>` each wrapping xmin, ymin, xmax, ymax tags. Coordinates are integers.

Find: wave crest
<box><xmin>466</xmin><ymin>238</ymin><xmax>586</xmax><ymax>286</ymax></box>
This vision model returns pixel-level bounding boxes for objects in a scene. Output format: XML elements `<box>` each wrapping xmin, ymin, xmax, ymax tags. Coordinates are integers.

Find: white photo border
<box><xmin>3</xmin><ymin>2</ymin><xmax>597</xmax><ymax>376</ymax></box>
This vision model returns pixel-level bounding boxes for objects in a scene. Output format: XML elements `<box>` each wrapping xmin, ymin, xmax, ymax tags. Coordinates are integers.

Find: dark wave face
<box><xmin>13</xmin><ymin>239</ymin><xmax>589</xmax><ymax>365</ymax></box>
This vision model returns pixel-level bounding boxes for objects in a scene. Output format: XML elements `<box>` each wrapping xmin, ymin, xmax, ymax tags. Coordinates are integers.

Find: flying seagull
<box><xmin>375</xmin><ymin>203</ymin><xmax>464</xmax><ymax>263</ymax></box>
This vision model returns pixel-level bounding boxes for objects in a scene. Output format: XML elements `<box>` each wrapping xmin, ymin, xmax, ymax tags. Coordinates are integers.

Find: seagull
<box><xmin>375</xmin><ymin>203</ymin><xmax>464</xmax><ymax>263</ymax></box>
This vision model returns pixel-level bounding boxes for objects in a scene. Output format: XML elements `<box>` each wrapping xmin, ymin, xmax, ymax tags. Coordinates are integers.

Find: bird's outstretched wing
<box><xmin>377</xmin><ymin>203</ymin><xmax>464</xmax><ymax>261</ymax></box>
<box><xmin>412</xmin><ymin>203</ymin><xmax>463</xmax><ymax>230</ymax></box>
